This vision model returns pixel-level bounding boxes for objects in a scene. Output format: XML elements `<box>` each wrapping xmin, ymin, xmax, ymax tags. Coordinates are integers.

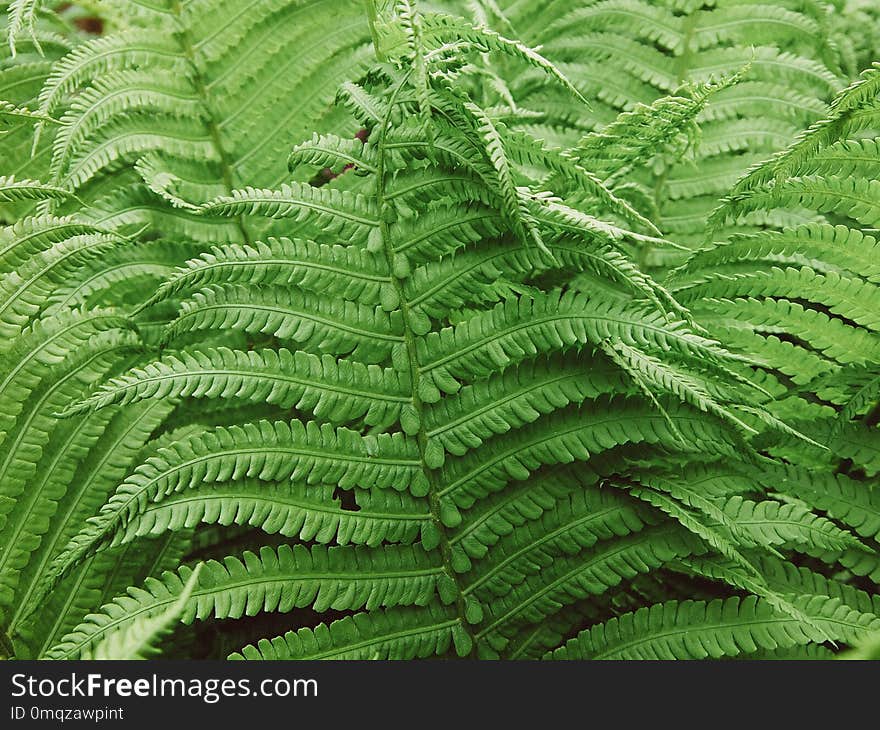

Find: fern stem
<box><xmin>364</xmin><ymin>0</ymin><xmax>386</xmax><ymax>62</ymax></box>
<box><xmin>641</xmin><ymin>8</ymin><xmax>698</xmax><ymax>267</ymax></box>
<box><xmin>674</xmin><ymin>11</ymin><xmax>698</xmax><ymax>86</ymax></box>
<box><xmin>0</xmin><ymin>630</ymin><xmax>15</xmax><ymax>659</ymax></box>
<box><xmin>373</xmin><ymin>73</ymin><xmax>478</xmax><ymax>657</ymax></box>
<box><xmin>170</xmin><ymin>0</ymin><xmax>250</xmax><ymax>245</ymax></box>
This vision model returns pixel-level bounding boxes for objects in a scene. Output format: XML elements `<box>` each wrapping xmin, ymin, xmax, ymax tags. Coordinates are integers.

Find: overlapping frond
<box><xmin>492</xmin><ymin>0</ymin><xmax>848</xmax><ymax>266</ymax></box>
<box><xmin>674</xmin><ymin>63</ymin><xmax>880</xmax><ymax>490</ymax></box>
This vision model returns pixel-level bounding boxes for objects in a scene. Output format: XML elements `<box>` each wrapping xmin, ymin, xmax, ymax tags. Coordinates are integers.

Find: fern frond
<box><xmin>230</xmin><ymin>604</ymin><xmax>462</xmax><ymax>660</ymax></box>
<box><xmin>6</xmin><ymin>398</ymin><xmax>176</xmax><ymax>643</ymax></box>
<box><xmin>113</xmin><ymin>478</ymin><xmax>431</xmax><ymax>549</ymax></box>
<box><xmin>420</xmin><ymin>12</ymin><xmax>589</xmax><ymax>105</ymax></box>
<box><xmin>196</xmin><ymin>183</ymin><xmax>379</xmax><ymax>241</ymax></box>
<box><xmin>549</xmin><ymin>595</ymin><xmax>880</xmax><ymax>659</ymax></box>
<box><xmin>6</xmin><ymin>0</ymin><xmax>41</xmax><ymax>57</ymax></box>
<box><xmin>463</xmin><ymin>100</ymin><xmax>547</xmax><ymax>255</ymax></box>
<box><xmin>82</xmin><ymin>564</ymin><xmax>203</xmax><ymax>660</ymax></box>
<box><xmin>138</xmin><ymin>238</ymin><xmax>396</xmax><ymax>313</ymax></box>
<box><xmin>0</xmin><ymin>175</ymin><xmax>74</xmax><ymax>203</ymax></box>
<box><xmin>440</xmin><ymin>397</ymin><xmax>742</xmax><ymax>508</ymax></box>
<box><xmin>161</xmin><ymin>285</ymin><xmax>405</xmax><ymax>362</ymax></box>
<box><xmin>424</xmin><ymin>355</ymin><xmax>627</xmax><ymax>456</ymax></box>
<box><xmin>288</xmin><ymin>133</ymin><xmax>378</xmax><ymax>176</ymax></box>
<box><xmin>477</xmin><ymin>526</ymin><xmax>707</xmax><ymax>655</ymax></box>
<box><xmin>66</xmin><ymin>347</ymin><xmax>410</xmax><ymax>429</ymax></box>
<box><xmin>40</xmin><ymin>418</ymin><xmax>426</xmax><ymax>601</ymax></box>
<box><xmin>45</xmin><ymin>544</ymin><xmax>444</xmax><ymax>659</ymax></box>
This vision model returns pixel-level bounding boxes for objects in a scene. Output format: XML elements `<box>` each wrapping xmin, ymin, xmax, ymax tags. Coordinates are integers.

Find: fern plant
<box><xmin>487</xmin><ymin>0</ymin><xmax>851</xmax><ymax>268</ymax></box>
<box><xmin>0</xmin><ymin>0</ymin><xmax>382</xmax><ymax>659</ymax></box>
<box><xmin>1</xmin><ymin>0</ymin><xmax>880</xmax><ymax>660</ymax></box>
<box><xmin>669</xmin><ymin>63</ymin><xmax>880</xmax><ymax>585</ymax></box>
<box><xmin>834</xmin><ymin>0</ymin><xmax>880</xmax><ymax>75</ymax></box>
<box><xmin>0</xmin><ymin>3</ymin><xmax>85</xmax><ymax>223</ymax></box>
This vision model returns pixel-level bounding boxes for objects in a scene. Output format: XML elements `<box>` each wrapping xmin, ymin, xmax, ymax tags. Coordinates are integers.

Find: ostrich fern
<box><xmin>669</xmin><ymin>63</ymin><xmax>880</xmax><ymax>588</ymax></box>
<box><xmin>0</xmin><ymin>5</ymin><xmax>81</xmax><ymax>223</ymax></box>
<box><xmin>490</xmin><ymin>0</ymin><xmax>850</xmax><ymax>268</ymax></box>
<box><xmin>0</xmin><ymin>0</ymin><xmax>879</xmax><ymax>660</ymax></box>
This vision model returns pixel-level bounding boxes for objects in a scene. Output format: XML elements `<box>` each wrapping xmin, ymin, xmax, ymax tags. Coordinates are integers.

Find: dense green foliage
<box><xmin>1</xmin><ymin>0</ymin><xmax>879</xmax><ymax>660</ymax></box>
